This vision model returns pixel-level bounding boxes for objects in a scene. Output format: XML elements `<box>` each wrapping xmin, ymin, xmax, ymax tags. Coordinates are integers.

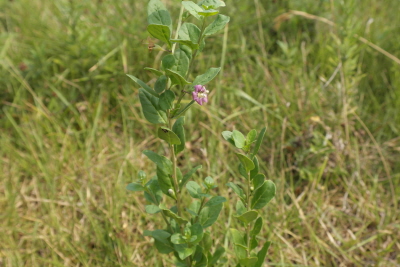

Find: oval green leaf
<box><xmin>204</xmin><ymin>14</ymin><xmax>230</xmax><ymax>36</ymax></box>
<box><xmin>126</xmin><ymin>183</ymin><xmax>145</xmax><ymax>192</ymax></box>
<box><xmin>192</xmin><ymin>67</ymin><xmax>221</xmax><ymax>86</ymax></box>
<box><xmin>138</xmin><ymin>89</ymin><xmax>167</xmax><ymax>124</ymax></box>
<box><xmin>158</xmin><ymin>127</ymin><xmax>181</xmax><ymax>145</ymax></box>
<box><xmin>251</xmin><ymin>180</ymin><xmax>276</xmax><ymax>210</ymax></box>
<box><xmin>147</xmin><ymin>24</ymin><xmax>172</xmax><ymax>48</ymax></box>
<box><xmin>232</xmin><ymin>130</ymin><xmax>246</xmax><ymax>148</ymax></box>
<box><xmin>235</xmin><ymin>210</ymin><xmax>259</xmax><ymax>225</ymax></box>
<box><xmin>235</xmin><ymin>153</ymin><xmax>255</xmax><ymax>172</ymax></box>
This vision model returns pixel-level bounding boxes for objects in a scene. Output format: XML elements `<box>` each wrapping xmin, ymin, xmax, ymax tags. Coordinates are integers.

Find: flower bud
<box><xmin>137</xmin><ymin>170</ymin><xmax>146</xmax><ymax>181</ymax></box>
<box><xmin>204</xmin><ymin>176</ymin><xmax>215</xmax><ymax>189</ymax></box>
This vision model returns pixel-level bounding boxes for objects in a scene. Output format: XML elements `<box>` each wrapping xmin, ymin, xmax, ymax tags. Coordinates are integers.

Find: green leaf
<box><xmin>251</xmin><ymin>180</ymin><xmax>276</xmax><ymax>210</ymax></box>
<box><xmin>236</xmin><ymin>200</ymin><xmax>246</xmax><ymax>216</ymax></box>
<box><xmin>158</xmin><ymin>90</ymin><xmax>175</xmax><ymax>111</ymax></box>
<box><xmin>182</xmin><ymin>1</ymin><xmax>203</xmax><ymax>20</ymax></box>
<box><xmin>155</xmin><ymin>239</ymin><xmax>175</xmax><ymax>254</ymax></box>
<box><xmin>171</xmin><ymin>48</ymin><xmax>190</xmax><ymax>77</ymax></box>
<box><xmin>159</xmin><ymin>203</ymin><xmax>188</xmax><ymax>224</ymax></box>
<box><xmin>155</xmin><ymin>75</ymin><xmax>168</xmax><ymax>94</ymax></box>
<box><xmin>194</xmin><ymin>252</ymin><xmax>208</xmax><ymax>267</ymax></box>
<box><xmin>254</xmin><ymin>241</ymin><xmax>272</xmax><ymax>267</ymax></box>
<box><xmin>202</xmin><ymin>231</ymin><xmax>212</xmax><ymax>252</ymax></box>
<box><xmin>235</xmin><ymin>153</ymin><xmax>255</xmax><ymax>172</ymax></box>
<box><xmin>251</xmin><ymin>127</ymin><xmax>266</xmax><ymax>158</ymax></box>
<box><xmin>145</xmin><ymin>204</ymin><xmax>161</xmax><ymax>214</ymax></box>
<box><xmin>239</xmin><ymin>257</ymin><xmax>258</xmax><ymax>267</ymax></box>
<box><xmin>180</xmin><ymin>44</ymin><xmax>193</xmax><ymax>60</ymax></box>
<box><xmin>199</xmin><ymin>0</ymin><xmax>226</xmax><ymax>8</ymax></box>
<box><xmin>126</xmin><ymin>183</ymin><xmax>145</xmax><ymax>192</ymax></box>
<box><xmin>144</xmin><ymin>229</ymin><xmax>170</xmax><ymax>240</ymax></box>
<box><xmin>165</xmin><ymin>69</ymin><xmax>191</xmax><ymax>86</ymax></box>
<box><xmin>232</xmin><ymin>130</ymin><xmax>246</xmax><ymax>149</ymax></box>
<box><xmin>126</xmin><ymin>74</ymin><xmax>157</xmax><ymax>96</ymax></box>
<box><xmin>143</xmin><ymin>150</ymin><xmax>172</xmax><ymax>175</ymax></box>
<box><xmin>250</xmin><ymin>156</ymin><xmax>259</xmax><ymax>179</ymax></box>
<box><xmin>247</xmin><ymin>129</ymin><xmax>257</xmax><ymax>144</ymax></box>
<box><xmin>235</xmin><ymin>210</ymin><xmax>259</xmax><ymax>225</ymax></box>
<box><xmin>179</xmin><ymin>165</ymin><xmax>202</xmax><ymax>189</ymax></box>
<box><xmin>193</xmin><ymin>245</ymin><xmax>203</xmax><ymax>262</ymax></box>
<box><xmin>188</xmin><ymin>200</ymin><xmax>201</xmax><ymax>215</ymax></box>
<box><xmin>171</xmin><ymin>233</ymin><xmax>186</xmax><ymax>244</ymax></box>
<box><xmin>252</xmin><ymin>173</ymin><xmax>265</xmax><ymax>190</ymax></box>
<box><xmin>144</xmin><ymin>67</ymin><xmax>164</xmax><ymax>76</ymax></box>
<box><xmin>158</xmin><ymin>127</ymin><xmax>181</xmax><ymax>145</ymax></box>
<box><xmin>205</xmin><ymin>196</ymin><xmax>226</xmax><ymax>207</ymax></box>
<box><xmin>238</xmin><ymin>163</ymin><xmax>248</xmax><ymax>179</ymax></box>
<box><xmin>251</xmin><ymin>217</ymin><xmax>263</xmax><ymax>237</ymax></box>
<box><xmin>208</xmin><ymin>246</ymin><xmax>225</xmax><ymax>265</ymax></box>
<box><xmin>198</xmin><ymin>9</ymin><xmax>219</xmax><ymax>17</ymax></box>
<box><xmin>142</xmin><ymin>150</ymin><xmax>174</xmax><ymax>198</ymax></box>
<box><xmin>147</xmin><ymin>0</ymin><xmax>172</xmax><ymax>31</ymax></box>
<box><xmin>227</xmin><ymin>182</ymin><xmax>245</xmax><ymax>202</ymax></box>
<box><xmin>186</xmin><ymin>181</ymin><xmax>202</xmax><ymax>199</ymax></box>
<box><xmin>172</xmin><ymin>117</ymin><xmax>186</xmax><ymax>154</ymax></box>
<box><xmin>138</xmin><ymin>88</ymin><xmax>168</xmax><ymax>124</ymax></box>
<box><xmin>147</xmin><ymin>24</ymin><xmax>172</xmax><ymax>48</ymax></box>
<box><xmin>222</xmin><ymin>131</ymin><xmax>235</xmax><ymax>146</ymax></box>
<box><xmin>179</xmin><ymin>23</ymin><xmax>201</xmax><ymax>46</ymax></box>
<box><xmin>186</xmin><ymin>208</ymin><xmax>198</xmax><ymax>217</ymax></box>
<box><xmin>145</xmin><ymin>178</ymin><xmax>163</xmax><ymax>204</ymax></box>
<box><xmin>204</xmin><ymin>14</ymin><xmax>230</xmax><ymax>36</ymax></box>
<box><xmin>192</xmin><ymin>67</ymin><xmax>221</xmax><ymax>86</ymax></box>
<box><xmin>250</xmin><ymin>236</ymin><xmax>258</xmax><ymax>250</ymax></box>
<box><xmin>189</xmin><ymin>223</ymin><xmax>204</xmax><ymax>244</ymax></box>
<box><xmin>171</xmin><ymin>39</ymin><xmax>199</xmax><ymax>50</ymax></box>
<box><xmin>162</xmin><ymin>54</ymin><xmax>176</xmax><ymax>70</ymax></box>
<box><xmin>199</xmin><ymin>203</ymin><xmax>223</xmax><ymax>228</ymax></box>
<box><xmin>144</xmin><ymin>229</ymin><xmax>174</xmax><ymax>254</ymax></box>
<box><xmin>230</xmin><ymin>229</ymin><xmax>248</xmax><ymax>259</ymax></box>
<box><xmin>244</xmin><ymin>129</ymin><xmax>257</xmax><ymax>152</ymax></box>
<box><xmin>174</xmin><ymin>244</ymin><xmax>195</xmax><ymax>260</ymax></box>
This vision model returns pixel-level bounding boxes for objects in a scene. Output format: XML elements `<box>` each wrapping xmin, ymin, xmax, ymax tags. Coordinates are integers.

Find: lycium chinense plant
<box><xmin>126</xmin><ymin>0</ymin><xmax>230</xmax><ymax>266</ymax></box>
<box><xmin>222</xmin><ymin>129</ymin><xmax>276</xmax><ymax>267</ymax></box>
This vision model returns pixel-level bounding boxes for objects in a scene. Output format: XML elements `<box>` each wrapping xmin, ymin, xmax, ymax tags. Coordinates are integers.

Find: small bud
<box><xmin>250</xmin><ymin>186</ymin><xmax>254</xmax><ymax>191</ymax></box>
<box><xmin>204</xmin><ymin>176</ymin><xmax>215</xmax><ymax>189</ymax></box>
<box><xmin>138</xmin><ymin>170</ymin><xmax>146</xmax><ymax>181</ymax></box>
<box><xmin>184</xmin><ymin>228</ymin><xmax>191</xmax><ymax>238</ymax></box>
<box><xmin>168</xmin><ymin>189</ymin><xmax>174</xmax><ymax>195</ymax></box>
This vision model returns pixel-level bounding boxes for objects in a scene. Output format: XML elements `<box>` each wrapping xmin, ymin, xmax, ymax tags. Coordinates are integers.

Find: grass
<box><xmin>1</xmin><ymin>0</ymin><xmax>399</xmax><ymax>266</ymax></box>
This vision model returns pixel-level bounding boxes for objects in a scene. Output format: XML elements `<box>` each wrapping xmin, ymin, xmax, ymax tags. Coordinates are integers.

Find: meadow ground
<box><xmin>1</xmin><ymin>0</ymin><xmax>399</xmax><ymax>266</ymax></box>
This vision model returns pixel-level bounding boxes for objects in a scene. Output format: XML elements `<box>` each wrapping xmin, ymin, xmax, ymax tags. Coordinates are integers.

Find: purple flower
<box><xmin>192</xmin><ymin>85</ymin><xmax>209</xmax><ymax>105</ymax></box>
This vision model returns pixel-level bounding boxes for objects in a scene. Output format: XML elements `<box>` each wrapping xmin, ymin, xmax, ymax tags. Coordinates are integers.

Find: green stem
<box><xmin>168</xmin><ymin>114</ymin><xmax>182</xmax><ymax>216</ymax></box>
<box><xmin>172</xmin><ymin>5</ymin><xmax>185</xmax><ymax>54</ymax></box>
<box><xmin>246</xmin><ymin>173</ymin><xmax>252</xmax><ymax>257</ymax></box>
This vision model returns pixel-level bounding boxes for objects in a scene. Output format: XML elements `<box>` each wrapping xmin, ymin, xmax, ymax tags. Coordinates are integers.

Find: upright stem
<box><xmin>172</xmin><ymin>5</ymin><xmax>185</xmax><ymax>54</ymax></box>
<box><xmin>168</xmin><ymin>114</ymin><xmax>182</xmax><ymax>216</ymax></box>
<box><xmin>245</xmin><ymin>173</ymin><xmax>252</xmax><ymax>257</ymax></box>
